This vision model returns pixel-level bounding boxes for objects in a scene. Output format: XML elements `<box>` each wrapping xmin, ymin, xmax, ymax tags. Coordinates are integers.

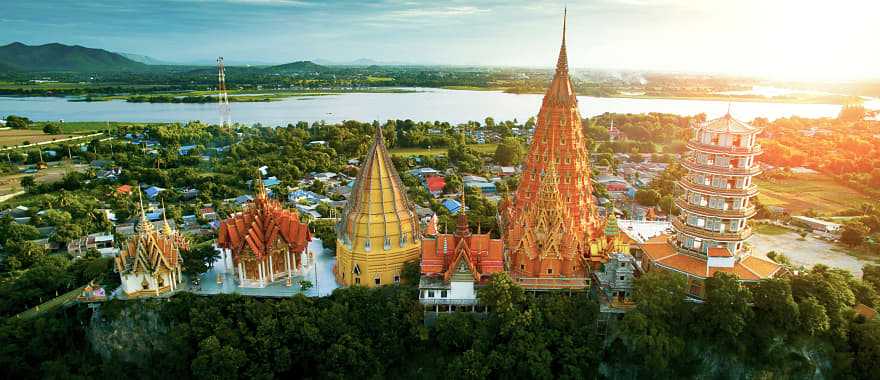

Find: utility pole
<box><xmin>217</xmin><ymin>57</ymin><xmax>231</xmax><ymax>127</ymax></box>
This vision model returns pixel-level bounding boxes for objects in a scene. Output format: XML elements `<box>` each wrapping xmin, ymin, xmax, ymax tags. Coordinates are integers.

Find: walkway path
<box><xmin>15</xmin><ymin>285</ymin><xmax>84</xmax><ymax>319</ymax></box>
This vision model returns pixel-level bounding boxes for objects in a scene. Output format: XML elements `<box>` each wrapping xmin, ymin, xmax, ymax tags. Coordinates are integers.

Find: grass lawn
<box><xmin>390</xmin><ymin>144</ymin><xmax>497</xmax><ymax>157</ymax></box>
<box><xmin>753</xmin><ymin>223</ymin><xmax>792</xmax><ymax>236</ymax></box>
<box><xmin>755</xmin><ymin>173</ymin><xmax>872</xmax><ymax>215</ymax></box>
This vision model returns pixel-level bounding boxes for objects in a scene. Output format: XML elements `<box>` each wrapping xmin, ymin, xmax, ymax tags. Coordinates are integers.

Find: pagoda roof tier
<box><xmin>674</xmin><ymin>197</ymin><xmax>757</xmax><ymax>219</ymax></box>
<box><xmin>642</xmin><ymin>234</ymin><xmax>782</xmax><ymax>281</ymax></box>
<box><xmin>686</xmin><ymin>140</ymin><xmax>763</xmax><ymax>156</ymax></box>
<box><xmin>678</xmin><ymin>180</ymin><xmax>759</xmax><ymax>198</ymax></box>
<box><xmin>680</xmin><ymin>158</ymin><xmax>762</xmax><ymax>177</ymax></box>
<box><xmin>694</xmin><ymin>114</ymin><xmax>763</xmax><ymax>135</ymax></box>
<box><xmin>672</xmin><ymin>217</ymin><xmax>753</xmax><ymax>242</ymax></box>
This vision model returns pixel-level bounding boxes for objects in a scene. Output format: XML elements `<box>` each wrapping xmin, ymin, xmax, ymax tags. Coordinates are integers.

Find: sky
<box><xmin>2</xmin><ymin>0</ymin><xmax>879</xmax><ymax>80</ymax></box>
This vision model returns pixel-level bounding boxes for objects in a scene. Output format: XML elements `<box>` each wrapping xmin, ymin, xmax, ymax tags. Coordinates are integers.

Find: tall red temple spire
<box><xmin>502</xmin><ymin>9</ymin><xmax>604</xmax><ymax>289</ymax></box>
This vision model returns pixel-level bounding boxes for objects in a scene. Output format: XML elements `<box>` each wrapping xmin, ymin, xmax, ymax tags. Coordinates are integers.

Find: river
<box><xmin>1</xmin><ymin>88</ymin><xmax>873</xmax><ymax>125</ymax></box>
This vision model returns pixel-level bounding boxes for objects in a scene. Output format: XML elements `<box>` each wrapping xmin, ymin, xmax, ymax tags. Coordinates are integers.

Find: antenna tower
<box><xmin>217</xmin><ymin>57</ymin><xmax>231</xmax><ymax>126</ymax></box>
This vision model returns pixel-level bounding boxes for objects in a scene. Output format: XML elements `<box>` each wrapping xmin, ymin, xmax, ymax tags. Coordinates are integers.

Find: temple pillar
<box><xmin>269</xmin><ymin>255</ymin><xmax>275</xmax><ymax>282</ymax></box>
<box><xmin>238</xmin><ymin>262</ymin><xmax>244</xmax><ymax>285</ymax></box>
<box><xmin>258</xmin><ymin>261</ymin><xmax>265</xmax><ymax>287</ymax></box>
<box><xmin>285</xmin><ymin>251</ymin><xmax>292</xmax><ymax>280</ymax></box>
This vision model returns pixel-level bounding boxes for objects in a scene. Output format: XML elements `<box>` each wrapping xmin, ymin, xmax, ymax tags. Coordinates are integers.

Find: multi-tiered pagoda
<box><xmin>336</xmin><ymin>127</ymin><xmax>421</xmax><ymax>287</ymax></box>
<box><xmin>641</xmin><ymin>114</ymin><xmax>782</xmax><ymax>298</ymax></box>
<box><xmin>501</xmin><ymin>12</ymin><xmax>608</xmax><ymax>290</ymax></box>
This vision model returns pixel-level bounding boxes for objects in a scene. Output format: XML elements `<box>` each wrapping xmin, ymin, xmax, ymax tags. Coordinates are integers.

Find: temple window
<box><xmin>364</xmin><ymin>239</ymin><xmax>371</xmax><ymax>252</ymax></box>
<box><xmin>441</xmin><ymin>290</ymin><xmax>448</xmax><ymax>298</ymax></box>
<box><xmin>374</xmin><ymin>277</ymin><xmax>381</xmax><ymax>285</ymax></box>
<box><xmin>428</xmin><ymin>290</ymin><xmax>435</xmax><ymax>298</ymax></box>
<box><xmin>394</xmin><ymin>275</ymin><xmax>400</xmax><ymax>283</ymax></box>
<box><xmin>547</xmin><ymin>268</ymin><xmax>553</xmax><ymax>274</ymax></box>
<box><xmin>384</xmin><ymin>237</ymin><xmax>391</xmax><ymax>250</ymax></box>
<box><xmin>520</xmin><ymin>264</ymin><xmax>525</xmax><ymax>270</ymax></box>
<box><xmin>355</xmin><ymin>277</ymin><xmax>361</xmax><ymax>285</ymax></box>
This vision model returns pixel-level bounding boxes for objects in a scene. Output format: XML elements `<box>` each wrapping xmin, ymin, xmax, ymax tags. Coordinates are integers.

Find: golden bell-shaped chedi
<box><xmin>335</xmin><ymin>127</ymin><xmax>421</xmax><ymax>287</ymax></box>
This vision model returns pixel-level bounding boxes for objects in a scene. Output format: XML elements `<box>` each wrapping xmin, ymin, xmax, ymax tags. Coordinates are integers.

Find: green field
<box><xmin>755</xmin><ymin>173</ymin><xmax>872</xmax><ymax>215</ymax></box>
<box><xmin>390</xmin><ymin>144</ymin><xmax>497</xmax><ymax>157</ymax></box>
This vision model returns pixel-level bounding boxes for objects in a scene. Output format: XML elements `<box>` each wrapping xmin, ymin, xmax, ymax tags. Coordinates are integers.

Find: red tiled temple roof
<box><xmin>420</xmin><ymin>198</ymin><xmax>503</xmax><ymax>283</ymax></box>
<box><xmin>641</xmin><ymin>234</ymin><xmax>782</xmax><ymax>281</ymax></box>
<box><xmin>217</xmin><ymin>180</ymin><xmax>311</xmax><ymax>259</ymax></box>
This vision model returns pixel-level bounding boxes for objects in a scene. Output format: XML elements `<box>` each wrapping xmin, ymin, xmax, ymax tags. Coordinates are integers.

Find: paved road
<box><xmin>750</xmin><ymin>231</ymin><xmax>875</xmax><ymax>277</ymax></box>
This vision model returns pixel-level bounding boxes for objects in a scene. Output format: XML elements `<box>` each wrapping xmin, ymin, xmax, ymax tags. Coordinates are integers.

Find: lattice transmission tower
<box><xmin>217</xmin><ymin>57</ymin><xmax>232</xmax><ymax>126</ymax></box>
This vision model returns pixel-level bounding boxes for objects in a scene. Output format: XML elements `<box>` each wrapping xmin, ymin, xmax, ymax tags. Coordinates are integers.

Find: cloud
<box><xmin>380</xmin><ymin>5</ymin><xmax>490</xmax><ymax>19</ymax></box>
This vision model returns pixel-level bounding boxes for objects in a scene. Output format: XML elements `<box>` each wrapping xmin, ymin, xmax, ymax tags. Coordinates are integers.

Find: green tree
<box><xmin>443</xmin><ymin>175</ymin><xmax>463</xmax><ymax>194</ymax></box>
<box><xmin>635</xmin><ymin>189</ymin><xmax>661</xmax><ymax>207</ymax></box>
<box><xmin>183</xmin><ymin>241</ymin><xmax>220</xmax><ymax>277</ymax></box>
<box><xmin>5</xmin><ymin>115</ymin><xmax>30</xmax><ymax>129</ymax></box>
<box><xmin>191</xmin><ymin>336</ymin><xmax>247</xmax><ymax>380</ymax></box>
<box><xmin>19</xmin><ymin>176</ymin><xmax>36</xmax><ymax>191</ymax></box>
<box><xmin>42</xmin><ymin>124</ymin><xmax>62</xmax><ymax>134</ymax></box>
<box><xmin>841</xmin><ymin>221</ymin><xmax>869</xmax><ymax>247</ymax></box>
<box><xmin>479</xmin><ymin>272</ymin><xmax>529</xmax><ymax>335</ymax></box>
<box><xmin>798</xmin><ymin>297</ymin><xmax>830</xmax><ymax>336</ymax></box>
<box><xmin>493</xmin><ymin>137</ymin><xmax>524</xmax><ymax>166</ymax></box>
<box><xmin>700</xmin><ymin>273</ymin><xmax>754</xmax><ymax>349</ymax></box>
<box><xmin>0</xmin><ymin>220</ymin><xmax>41</xmax><ymax>245</ymax></box>
<box><xmin>51</xmin><ymin>223</ymin><xmax>82</xmax><ymax>244</ymax></box>
<box><xmin>863</xmin><ymin>265</ymin><xmax>880</xmax><ymax>293</ymax></box>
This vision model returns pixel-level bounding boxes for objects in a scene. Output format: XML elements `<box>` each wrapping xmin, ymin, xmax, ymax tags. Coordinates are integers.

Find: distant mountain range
<box><xmin>267</xmin><ymin>60</ymin><xmax>326</xmax><ymax>73</ymax></box>
<box><xmin>312</xmin><ymin>58</ymin><xmax>415</xmax><ymax>66</ymax></box>
<box><xmin>0</xmin><ymin>42</ymin><xmax>419</xmax><ymax>73</ymax></box>
<box><xmin>0</xmin><ymin>42</ymin><xmax>147</xmax><ymax>72</ymax></box>
<box><xmin>116</xmin><ymin>52</ymin><xmax>173</xmax><ymax>65</ymax></box>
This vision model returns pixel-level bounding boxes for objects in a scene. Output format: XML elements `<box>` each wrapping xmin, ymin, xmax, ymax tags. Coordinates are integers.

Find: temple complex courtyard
<box><xmin>193</xmin><ymin>238</ymin><xmax>339</xmax><ymax>297</ymax></box>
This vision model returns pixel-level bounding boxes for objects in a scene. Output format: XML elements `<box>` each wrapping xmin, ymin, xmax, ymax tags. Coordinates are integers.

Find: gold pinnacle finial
<box><xmin>161</xmin><ymin>199</ymin><xmax>173</xmax><ymax>236</ymax></box>
<box><xmin>254</xmin><ymin>169</ymin><xmax>267</xmax><ymax>200</ymax></box>
<box><xmin>137</xmin><ymin>186</ymin><xmax>153</xmax><ymax>233</ymax></box>
<box><xmin>563</xmin><ymin>6</ymin><xmax>567</xmax><ymax>46</ymax></box>
<box><xmin>555</xmin><ymin>8</ymin><xmax>570</xmax><ymax>74</ymax></box>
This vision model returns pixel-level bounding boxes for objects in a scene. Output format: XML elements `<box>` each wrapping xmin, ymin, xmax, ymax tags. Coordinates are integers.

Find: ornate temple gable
<box><xmin>419</xmin><ymin>190</ymin><xmax>505</xmax><ymax>284</ymax></box>
<box><xmin>116</xmin><ymin>194</ymin><xmax>185</xmax><ymax>277</ymax></box>
<box><xmin>512</xmin><ymin>161</ymin><xmax>581</xmax><ymax>261</ymax></box>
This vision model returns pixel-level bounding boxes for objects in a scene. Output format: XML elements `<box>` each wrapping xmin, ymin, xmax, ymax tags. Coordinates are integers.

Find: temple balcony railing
<box><xmin>672</xmin><ymin>217</ymin><xmax>753</xmax><ymax>242</ymax></box>
<box><xmin>687</xmin><ymin>140</ymin><xmax>763</xmax><ymax>155</ymax></box>
<box><xmin>419</xmin><ymin>298</ymin><xmax>480</xmax><ymax>306</ymax></box>
<box><xmin>680</xmin><ymin>158</ymin><xmax>762</xmax><ymax>177</ymax></box>
<box><xmin>674</xmin><ymin>197</ymin><xmax>757</xmax><ymax>219</ymax></box>
<box><xmin>678</xmin><ymin>180</ymin><xmax>758</xmax><ymax>197</ymax></box>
